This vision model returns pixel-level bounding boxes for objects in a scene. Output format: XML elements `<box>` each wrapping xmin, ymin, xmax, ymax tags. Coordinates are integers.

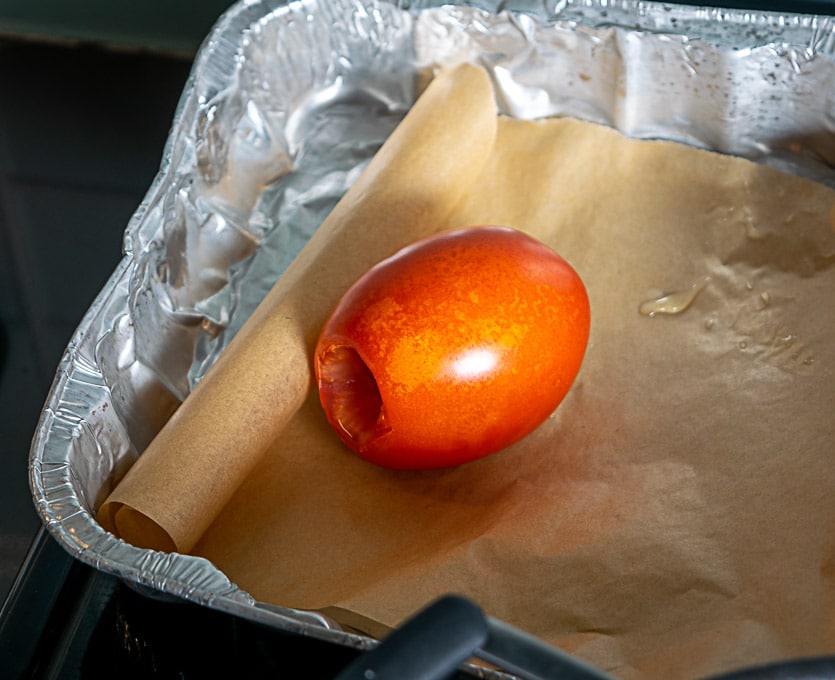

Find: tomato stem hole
<box><xmin>318</xmin><ymin>345</ymin><xmax>383</xmax><ymax>447</ymax></box>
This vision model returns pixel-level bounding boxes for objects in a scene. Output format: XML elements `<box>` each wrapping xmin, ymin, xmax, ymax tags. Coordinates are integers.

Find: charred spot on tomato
<box><xmin>316</xmin><ymin>345</ymin><xmax>388</xmax><ymax>451</ymax></box>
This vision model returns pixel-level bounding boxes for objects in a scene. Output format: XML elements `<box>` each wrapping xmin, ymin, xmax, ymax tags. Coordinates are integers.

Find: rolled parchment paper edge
<box><xmin>97</xmin><ymin>62</ymin><xmax>500</xmax><ymax>554</ymax></box>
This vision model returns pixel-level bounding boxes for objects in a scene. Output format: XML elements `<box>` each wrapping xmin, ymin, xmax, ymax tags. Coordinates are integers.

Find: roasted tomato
<box><xmin>314</xmin><ymin>226</ymin><xmax>590</xmax><ymax>469</ymax></box>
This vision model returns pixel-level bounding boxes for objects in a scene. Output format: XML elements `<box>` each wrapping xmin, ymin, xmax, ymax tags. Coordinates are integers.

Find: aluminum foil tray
<box><xmin>29</xmin><ymin>0</ymin><xmax>835</xmax><ymax>665</ymax></box>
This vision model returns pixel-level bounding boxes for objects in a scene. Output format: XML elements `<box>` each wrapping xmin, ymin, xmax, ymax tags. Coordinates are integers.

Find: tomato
<box><xmin>314</xmin><ymin>226</ymin><xmax>590</xmax><ymax>470</ymax></box>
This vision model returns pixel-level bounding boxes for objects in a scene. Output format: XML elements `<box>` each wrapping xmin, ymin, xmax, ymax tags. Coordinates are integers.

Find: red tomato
<box><xmin>314</xmin><ymin>226</ymin><xmax>590</xmax><ymax>469</ymax></box>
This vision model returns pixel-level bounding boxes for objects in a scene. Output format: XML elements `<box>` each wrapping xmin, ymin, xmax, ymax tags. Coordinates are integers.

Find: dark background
<box><xmin>0</xmin><ymin>2</ymin><xmax>231</xmax><ymax>605</ymax></box>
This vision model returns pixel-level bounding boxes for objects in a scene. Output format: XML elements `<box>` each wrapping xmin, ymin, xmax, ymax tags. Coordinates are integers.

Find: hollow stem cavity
<box><xmin>318</xmin><ymin>345</ymin><xmax>385</xmax><ymax>449</ymax></box>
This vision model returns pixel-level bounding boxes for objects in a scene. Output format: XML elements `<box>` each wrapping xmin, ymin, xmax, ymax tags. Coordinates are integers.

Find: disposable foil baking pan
<box><xmin>29</xmin><ymin>0</ymin><xmax>835</xmax><ymax>670</ymax></box>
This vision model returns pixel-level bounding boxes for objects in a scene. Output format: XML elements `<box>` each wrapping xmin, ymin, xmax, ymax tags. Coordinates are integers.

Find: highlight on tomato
<box><xmin>314</xmin><ymin>225</ymin><xmax>590</xmax><ymax>470</ymax></box>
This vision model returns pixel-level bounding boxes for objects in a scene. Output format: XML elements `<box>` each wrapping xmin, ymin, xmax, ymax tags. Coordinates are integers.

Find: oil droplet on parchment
<box><xmin>639</xmin><ymin>278</ymin><xmax>708</xmax><ymax>318</ymax></box>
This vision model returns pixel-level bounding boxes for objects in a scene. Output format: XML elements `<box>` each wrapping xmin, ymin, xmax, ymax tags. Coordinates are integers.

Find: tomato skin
<box><xmin>314</xmin><ymin>226</ymin><xmax>590</xmax><ymax>470</ymax></box>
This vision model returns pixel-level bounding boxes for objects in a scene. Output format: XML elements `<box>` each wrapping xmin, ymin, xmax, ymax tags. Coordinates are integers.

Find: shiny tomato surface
<box><xmin>314</xmin><ymin>226</ymin><xmax>590</xmax><ymax>470</ymax></box>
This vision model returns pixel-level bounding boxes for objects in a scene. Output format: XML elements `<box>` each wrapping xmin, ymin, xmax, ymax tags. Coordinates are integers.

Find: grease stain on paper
<box><xmin>639</xmin><ymin>278</ymin><xmax>708</xmax><ymax>318</ymax></box>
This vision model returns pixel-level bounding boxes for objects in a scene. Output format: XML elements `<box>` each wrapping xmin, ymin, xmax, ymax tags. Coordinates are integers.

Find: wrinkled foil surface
<box><xmin>29</xmin><ymin>0</ymin><xmax>835</xmax><ymax>662</ymax></box>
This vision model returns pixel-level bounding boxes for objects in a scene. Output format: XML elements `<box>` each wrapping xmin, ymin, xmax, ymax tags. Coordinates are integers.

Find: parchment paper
<box><xmin>98</xmin><ymin>63</ymin><xmax>498</xmax><ymax>553</ymax></box>
<box><xmin>101</xmin><ymin>63</ymin><xmax>835</xmax><ymax>678</ymax></box>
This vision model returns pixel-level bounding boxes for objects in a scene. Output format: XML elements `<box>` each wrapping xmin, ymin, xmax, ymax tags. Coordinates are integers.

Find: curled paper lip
<box><xmin>97</xmin><ymin>62</ymin><xmax>499</xmax><ymax>554</ymax></box>
<box><xmin>99</xmin><ymin>503</ymin><xmax>177</xmax><ymax>553</ymax></box>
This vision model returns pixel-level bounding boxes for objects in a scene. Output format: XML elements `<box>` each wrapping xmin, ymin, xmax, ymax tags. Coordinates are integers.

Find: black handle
<box><xmin>333</xmin><ymin>593</ymin><xmax>835</xmax><ymax>680</ymax></box>
<box><xmin>333</xmin><ymin>595</ymin><xmax>488</xmax><ymax>680</ymax></box>
<box><xmin>332</xmin><ymin>594</ymin><xmax>617</xmax><ymax>680</ymax></box>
